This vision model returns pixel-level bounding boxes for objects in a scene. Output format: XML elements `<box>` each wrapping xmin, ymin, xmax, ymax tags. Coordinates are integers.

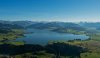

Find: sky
<box><xmin>0</xmin><ymin>0</ymin><xmax>100</xmax><ymax>22</ymax></box>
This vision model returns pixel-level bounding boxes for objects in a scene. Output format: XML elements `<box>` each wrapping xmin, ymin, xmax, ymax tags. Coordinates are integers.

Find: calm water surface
<box><xmin>16</xmin><ymin>29</ymin><xmax>89</xmax><ymax>45</ymax></box>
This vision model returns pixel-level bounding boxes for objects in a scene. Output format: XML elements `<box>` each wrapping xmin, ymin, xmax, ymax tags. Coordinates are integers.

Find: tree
<box><xmin>45</xmin><ymin>43</ymin><xmax>87</xmax><ymax>58</ymax></box>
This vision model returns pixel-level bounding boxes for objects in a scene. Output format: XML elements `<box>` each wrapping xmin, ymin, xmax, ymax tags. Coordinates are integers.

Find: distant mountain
<box><xmin>0</xmin><ymin>20</ymin><xmax>85</xmax><ymax>31</ymax></box>
<box><xmin>0</xmin><ymin>21</ymin><xmax>23</xmax><ymax>29</ymax></box>
<box><xmin>28</xmin><ymin>22</ymin><xmax>85</xmax><ymax>31</ymax></box>
<box><xmin>0</xmin><ymin>28</ymin><xmax>11</xmax><ymax>34</ymax></box>
<box><xmin>12</xmin><ymin>21</ymin><xmax>34</xmax><ymax>28</ymax></box>
<box><xmin>0</xmin><ymin>20</ymin><xmax>33</xmax><ymax>28</ymax></box>
<box><xmin>79</xmin><ymin>22</ymin><xmax>100</xmax><ymax>30</ymax></box>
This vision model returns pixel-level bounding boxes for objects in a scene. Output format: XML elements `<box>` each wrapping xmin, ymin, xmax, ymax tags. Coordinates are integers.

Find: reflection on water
<box><xmin>16</xmin><ymin>29</ymin><xmax>89</xmax><ymax>45</ymax></box>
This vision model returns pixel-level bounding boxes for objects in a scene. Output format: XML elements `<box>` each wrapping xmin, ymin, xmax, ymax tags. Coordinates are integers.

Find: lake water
<box><xmin>16</xmin><ymin>29</ymin><xmax>89</xmax><ymax>45</ymax></box>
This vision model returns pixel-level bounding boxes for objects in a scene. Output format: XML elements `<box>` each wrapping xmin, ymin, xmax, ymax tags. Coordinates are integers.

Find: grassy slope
<box><xmin>0</xmin><ymin>29</ymin><xmax>24</xmax><ymax>45</ymax></box>
<box><xmin>0</xmin><ymin>28</ymin><xmax>100</xmax><ymax>58</ymax></box>
<box><xmin>80</xmin><ymin>34</ymin><xmax>100</xmax><ymax>58</ymax></box>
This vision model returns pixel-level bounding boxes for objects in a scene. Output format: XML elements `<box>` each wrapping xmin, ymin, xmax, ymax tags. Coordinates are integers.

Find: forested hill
<box><xmin>0</xmin><ymin>20</ymin><xmax>100</xmax><ymax>31</ymax></box>
<box><xmin>28</xmin><ymin>22</ymin><xmax>85</xmax><ymax>31</ymax></box>
<box><xmin>0</xmin><ymin>23</ymin><xmax>23</xmax><ymax>29</ymax></box>
<box><xmin>79</xmin><ymin>22</ymin><xmax>100</xmax><ymax>30</ymax></box>
<box><xmin>0</xmin><ymin>20</ymin><xmax>85</xmax><ymax>31</ymax></box>
<box><xmin>1</xmin><ymin>20</ymin><xmax>100</xmax><ymax>32</ymax></box>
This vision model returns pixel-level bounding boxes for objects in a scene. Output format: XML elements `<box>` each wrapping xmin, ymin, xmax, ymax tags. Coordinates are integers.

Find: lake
<box><xmin>16</xmin><ymin>29</ymin><xmax>89</xmax><ymax>45</ymax></box>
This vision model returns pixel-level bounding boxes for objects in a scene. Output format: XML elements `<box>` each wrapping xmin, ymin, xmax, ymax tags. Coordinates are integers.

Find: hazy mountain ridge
<box><xmin>0</xmin><ymin>20</ymin><xmax>84</xmax><ymax>29</ymax></box>
<box><xmin>79</xmin><ymin>22</ymin><xmax>100</xmax><ymax>30</ymax></box>
<box><xmin>27</xmin><ymin>22</ymin><xmax>85</xmax><ymax>31</ymax></box>
<box><xmin>0</xmin><ymin>20</ymin><xmax>24</xmax><ymax>33</ymax></box>
<box><xmin>1</xmin><ymin>20</ymin><xmax>100</xmax><ymax>31</ymax></box>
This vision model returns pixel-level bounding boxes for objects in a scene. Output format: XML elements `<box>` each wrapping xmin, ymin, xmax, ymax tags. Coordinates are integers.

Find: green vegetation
<box><xmin>88</xmin><ymin>34</ymin><xmax>100</xmax><ymax>41</ymax></box>
<box><xmin>0</xmin><ymin>29</ymin><xmax>24</xmax><ymax>40</ymax></box>
<box><xmin>0</xmin><ymin>30</ymin><xmax>100</xmax><ymax>58</ymax></box>
<box><xmin>0</xmin><ymin>29</ymin><xmax>25</xmax><ymax>46</ymax></box>
<box><xmin>0</xmin><ymin>21</ymin><xmax>100</xmax><ymax>58</ymax></box>
<box><xmin>61</xmin><ymin>29</ymin><xmax>85</xmax><ymax>35</ymax></box>
<box><xmin>0</xmin><ymin>42</ymin><xmax>87</xmax><ymax>58</ymax></box>
<box><xmin>81</xmin><ymin>53</ymin><xmax>100</xmax><ymax>58</ymax></box>
<box><xmin>0</xmin><ymin>28</ymin><xmax>100</xmax><ymax>58</ymax></box>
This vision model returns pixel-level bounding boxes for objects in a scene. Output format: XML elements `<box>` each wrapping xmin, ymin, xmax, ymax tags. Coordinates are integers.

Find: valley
<box><xmin>0</xmin><ymin>21</ymin><xmax>100</xmax><ymax>58</ymax></box>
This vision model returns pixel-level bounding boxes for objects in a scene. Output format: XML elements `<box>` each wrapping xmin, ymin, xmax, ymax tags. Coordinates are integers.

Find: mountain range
<box><xmin>0</xmin><ymin>20</ymin><xmax>100</xmax><ymax>32</ymax></box>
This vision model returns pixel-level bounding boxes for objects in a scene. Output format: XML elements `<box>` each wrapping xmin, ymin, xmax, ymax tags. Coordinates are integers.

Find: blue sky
<box><xmin>0</xmin><ymin>0</ymin><xmax>100</xmax><ymax>22</ymax></box>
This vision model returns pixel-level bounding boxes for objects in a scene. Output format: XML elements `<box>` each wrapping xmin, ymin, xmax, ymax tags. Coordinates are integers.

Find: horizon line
<box><xmin>0</xmin><ymin>20</ymin><xmax>100</xmax><ymax>23</ymax></box>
